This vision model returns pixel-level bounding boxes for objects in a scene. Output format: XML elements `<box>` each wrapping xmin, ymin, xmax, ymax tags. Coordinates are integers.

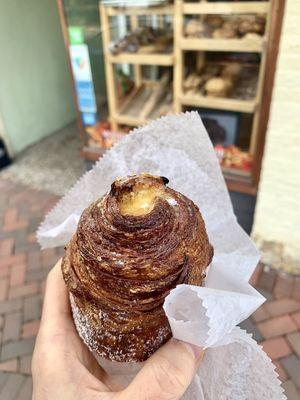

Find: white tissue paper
<box><xmin>37</xmin><ymin>112</ymin><xmax>285</xmax><ymax>400</ymax></box>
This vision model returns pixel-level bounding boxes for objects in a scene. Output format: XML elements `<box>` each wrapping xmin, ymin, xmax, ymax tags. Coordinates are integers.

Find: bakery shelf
<box><xmin>180</xmin><ymin>94</ymin><xmax>256</xmax><ymax>113</ymax></box>
<box><xmin>108</xmin><ymin>52</ymin><xmax>174</xmax><ymax>66</ymax></box>
<box><xmin>182</xmin><ymin>2</ymin><xmax>270</xmax><ymax>15</ymax></box>
<box><xmin>114</xmin><ymin>113</ymin><xmax>149</xmax><ymax>127</ymax></box>
<box><xmin>116</xmin><ymin>80</ymin><xmax>172</xmax><ymax>126</ymax></box>
<box><xmin>100</xmin><ymin>0</ymin><xmax>280</xmax><ymax>194</ymax></box>
<box><xmin>180</xmin><ymin>38</ymin><xmax>265</xmax><ymax>53</ymax></box>
<box><xmin>106</xmin><ymin>4</ymin><xmax>174</xmax><ymax>16</ymax></box>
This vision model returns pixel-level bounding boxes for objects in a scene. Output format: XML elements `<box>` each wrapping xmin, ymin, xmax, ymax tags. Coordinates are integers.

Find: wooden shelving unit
<box><xmin>180</xmin><ymin>37</ymin><xmax>265</xmax><ymax>52</ymax></box>
<box><xmin>173</xmin><ymin>0</ymin><xmax>272</xmax><ymax>160</ymax></box>
<box><xmin>100</xmin><ymin>2</ymin><xmax>174</xmax><ymax>132</ymax></box>
<box><xmin>99</xmin><ymin>0</ymin><xmax>278</xmax><ymax>194</ymax></box>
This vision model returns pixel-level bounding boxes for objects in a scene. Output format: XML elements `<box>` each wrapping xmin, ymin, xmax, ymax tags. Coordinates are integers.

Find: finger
<box><xmin>123</xmin><ymin>339</ymin><xmax>204</xmax><ymax>400</ymax></box>
<box><xmin>41</xmin><ymin>259</ymin><xmax>73</xmax><ymax>329</ymax></box>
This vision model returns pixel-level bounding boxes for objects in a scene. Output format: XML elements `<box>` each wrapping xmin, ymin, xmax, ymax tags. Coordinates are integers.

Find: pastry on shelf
<box><xmin>205</xmin><ymin>15</ymin><xmax>224</xmax><ymax>29</ymax></box>
<box><xmin>222</xmin><ymin>18</ymin><xmax>240</xmax><ymax>32</ymax></box>
<box><xmin>109</xmin><ymin>26</ymin><xmax>173</xmax><ymax>55</ymax></box>
<box><xmin>238</xmin><ymin>15</ymin><xmax>265</xmax><ymax>36</ymax></box>
<box><xmin>205</xmin><ymin>77</ymin><xmax>232</xmax><ymax>97</ymax></box>
<box><xmin>212</xmin><ymin>27</ymin><xmax>237</xmax><ymax>39</ymax></box>
<box><xmin>86</xmin><ymin>121</ymin><xmax>126</xmax><ymax>149</ymax></box>
<box><xmin>183</xmin><ymin>73</ymin><xmax>204</xmax><ymax>91</ymax></box>
<box><xmin>62</xmin><ymin>174</ymin><xmax>213</xmax><ymax>362</ymax></box>
<box><xmin>184</xmin><ymin>19</ymin><xmax>207</xmax><ymax>38</ymax></box>
<box><xmin>216</xmin><ymin>145</ymin><xmax>252</xmax><ymax>172</ymax></box>
<box><xmin>221</xmin><ymin>63</ymin><xmax>242</xmax><ymax>81</ymax></box>
<box><xmin>243</xmin><ymin>32</ymin><xmax>263</xmax><ymax>41</ymax></box>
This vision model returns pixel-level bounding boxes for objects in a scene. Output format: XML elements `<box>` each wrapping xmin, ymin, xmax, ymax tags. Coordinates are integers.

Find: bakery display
<box><xmin>205</xmin><ymin>77</ymin><xmax>231</xmax><ymax>98</ymax></box>
<box><xmin>184</xmin><ymin>58</ymin><xmax>258</xmax><ymax>101</ymax></box>
<box><xmin>62</xmin><ymin>174</ymin><xmax>213</xmax><ymax>362</ymax></box>
<box><xmin>99</xmin><ymin>2</ymin><xmax>275</xmax><ymax>185</ymax></box>
<box><xmin>184</xmin><ymin>14</ymin><xmax>266</xmax><ymax>40</ymax></box>
<box><xmin>86</xmin><ymin>121</ymin><xmax>128</xmax><ymax>150</ymax></box>
<box><xmin>109</xmin><ymin>26</ymin><xmax>173</xmax><ymax>55</ymax></box>
<box><xmin>215</xmin><ymin>145</ymin><xmax>253</xmax><ymax>172</ymax></box>
<box><xmin>212</xmin><ymin>27</ymin><xmax>237</xmax><ymax>39</ymax></box>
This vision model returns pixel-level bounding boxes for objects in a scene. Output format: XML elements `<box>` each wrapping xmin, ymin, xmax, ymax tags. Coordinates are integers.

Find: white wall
<box><xmin>252</xmin><ymin>0</ymin><xmax>300</xmax><ymax>273</ymax></box>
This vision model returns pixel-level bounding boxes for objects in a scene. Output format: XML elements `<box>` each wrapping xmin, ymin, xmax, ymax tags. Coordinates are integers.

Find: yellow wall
<box><xmin>252</xmin><ymin>0</ymin><xmax>300</xmax><ymax>273</ymax></box>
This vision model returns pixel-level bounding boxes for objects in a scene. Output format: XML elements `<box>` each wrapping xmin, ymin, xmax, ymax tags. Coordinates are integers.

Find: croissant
<box><xmin>62</xmin><ymin>174</ymin><xmax>213</xmax><ymax>362</ymax></box>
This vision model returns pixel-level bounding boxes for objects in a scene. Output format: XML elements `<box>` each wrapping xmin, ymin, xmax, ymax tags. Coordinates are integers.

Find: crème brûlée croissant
<box><xmin>62</xmin><ymin>174</ymin><xmax>213</xmax><ymax>362</ymax></box>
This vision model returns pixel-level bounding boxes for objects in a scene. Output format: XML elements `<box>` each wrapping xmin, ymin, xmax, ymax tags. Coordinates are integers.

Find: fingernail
<box><xmin>188</xmin><ymin>344</ymin><xmax>205</xmax><ymax>361</ymax></box>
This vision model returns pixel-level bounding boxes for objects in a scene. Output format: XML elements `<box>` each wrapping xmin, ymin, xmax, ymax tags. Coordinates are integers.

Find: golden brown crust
<box><xmin>62</xmin><ymin>174</ymin><xmax>213</xmax><ymax>362</ymax></box>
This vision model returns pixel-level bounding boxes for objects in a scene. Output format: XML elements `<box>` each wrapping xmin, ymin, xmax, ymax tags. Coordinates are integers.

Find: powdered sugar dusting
<box><xmin>70</xmin><ymin>294</ymin><xmax>170</xmax><ymax>362</ymax></box>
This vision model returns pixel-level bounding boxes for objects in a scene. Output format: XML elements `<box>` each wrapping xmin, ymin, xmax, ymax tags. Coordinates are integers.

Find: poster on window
<box><xmin>69</xmin><ymin>44</ymin><xmax>97</xmax><ymax>116</ymax></box>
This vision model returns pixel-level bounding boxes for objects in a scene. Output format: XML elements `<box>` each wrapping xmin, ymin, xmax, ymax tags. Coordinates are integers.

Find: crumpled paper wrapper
<box><xmin>37</xmin><ymin>112</ymin><xmax>285</xmax><ymax>400</ymax></box>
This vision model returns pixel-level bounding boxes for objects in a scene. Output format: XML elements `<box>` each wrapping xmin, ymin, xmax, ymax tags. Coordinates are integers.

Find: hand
<box><xmin>32</xmin><ymin>260</ymin><xmax>204</xmax><ymax>400</ymax></box>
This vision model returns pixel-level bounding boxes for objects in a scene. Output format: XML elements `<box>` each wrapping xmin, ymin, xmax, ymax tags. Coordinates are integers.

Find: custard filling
<box><xmin>118</xmin><ymin>184</ymin><xmax>167</xmax><ymax>216</ymax></box>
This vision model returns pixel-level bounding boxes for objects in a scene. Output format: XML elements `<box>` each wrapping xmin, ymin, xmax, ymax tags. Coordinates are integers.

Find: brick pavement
<box><xmin>0</xmin><ymin>177</ymin><xmax>300</xmax><ymax>399</ymax></box>
<box><xmin>0</xmin><ymin>179</ymin><xmax>63</xmax><ymax>399</ymax></box>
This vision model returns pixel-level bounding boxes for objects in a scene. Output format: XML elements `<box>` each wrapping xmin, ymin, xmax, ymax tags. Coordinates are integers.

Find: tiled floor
<box><xmin>0</xmin><ymin>177</ymin><xmax>300</xmax><ymax>399</ymax></box>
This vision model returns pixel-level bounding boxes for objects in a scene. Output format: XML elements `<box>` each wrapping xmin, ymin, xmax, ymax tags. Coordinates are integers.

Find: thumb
<box><xmin>123</xmin><ymin>339</ymin><xmax>204</xmax><ymax>400</ymax></box>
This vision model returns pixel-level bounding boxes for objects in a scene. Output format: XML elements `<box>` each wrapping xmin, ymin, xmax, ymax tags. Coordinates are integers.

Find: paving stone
<box><xmin>251</xmin><ymin>306</ymin><xmax>270</xmax><ymax>323</ymax></box>
<box><xmin>9</xmin><ymin>263</ymin><xmax>26</xmax><ymax>287</ymax></box>
<box><xmin>256</xmin><ymin>267</ymin><xmax>277</xmax><ymax>293</ymax></box>
<box><xmin>273</xmin><ymin>360</ymin><xmax>288</xmax><ymax>383</ymax></box>
<box><xmin>3</xmin><ymin>219</ymin><xmax>29</xmax><ymax>233</ymax></box>
<box><xmin>0</xmin><ymin>280</ymin><xmax>8</xmax><ymax>302</ymax></box>
<box><xmin>291</xmin><ymin>311</ymin><xmax>300</xmax><ymax>329</ymax></box>
<box><xmin>264</xmin><ymin>298</ymin><xmax>300</xmax><ymax>318</ymax></box>
<box><xmin>0</xmin><ymin>373</ymin><xmax>25</xmax><ymax>400</ymax></box>
<box><xmin>0</xmin><ymin>298</ymin><xmax>22</xmax><ymax>315</ymax></box>
<box><xmin>22</xmin><ymin>320</ymin><xmax>40</xmax><ymax>339</ymax></box>
<box><xmin>282</xmin><ymin>380</ymin><xmax>300</xmax><ymax>400</ymax></box>
<box><xmin>19</xmin><ymin>355</ymin><xmax>32</xmax><ymax>375</ymax></box>
<box><xmin>287</xmin><ymin>332</ymin><xmax>300</xmax><ymax>358</ymax></box>
<box><xmin>27</xmin><ymin>217</ymin><xmax>43</xmax><ymax>235</ymax></box>
<box><xmin>274</xmin><ymin>274</ymin><xmax>295</xmax><ymax>299</ymax></box>
<box><xmin>15</xmin><ymin>377</ymin><xmax>32</xmax><ymax>400</ymax></box>
<box><xmin>249</xmin><ymin>264</ymin><xmax>263</xmax><ymax>286</ymax></box>
<box><xmin>27</xmin><ymin>251</ymin><xmax>41</xmax><ymax>271</ymax></box>
<box><xmin>27</xmin><ymin>233</ymin><xmax>36</xmax><ymax>244</ymax></box>
<box><xmin>292</xmin><ymin>278</ymin><xmax>300</xmax><ymax>302</ymax></box>
<box><xmin>14</xmin><ymin>241</ymin><xmax>40</xmax><ymax>254</ymax></box>
<box><xmin>239</xmin><ymin>318</ymin><xmax>264</xmax><ymax>342</ymax></box>
<box><xmin>2</xmin><ymin>312</ymin><xmax>22</xmax><ymax>343</ymax></box>
<box><xmin>3</xmin><ymin>209</ymin><xmax>18</xmax><ymax>228</ymax></box>
<box><xmin>26</xmin><ymin>267</ymin><xmax>49</xmax><ymax>283</ymax></box>
<box><xmin>281</xmin><ymin>355</ymin><xmax>300</xmax><ymax>390</ymax></box>
<box><xmin>41</xmin><ymin>248</ymin><xmax>58</xmax><ymax>268</ymax></box>
<box><xmin>0</xmin><ymin>253</ymin><xmax>26</xmax><ymax>270</ymax></box>
<box><xmin>0</xmin><ymin>266</ymin><xmax>9</xmax><ymax>279</ymax></box>
<box><xmin>256</xmin><ymin>288</ymin><xmax>273</xmax><ymax>301</ymax></box>
<box><xmin>23</xmin><ymin>295</ymin><xmax>42</xmax><ymax>322</ymax></box>
<box><xmin>257</xmin><ymin>315</ymin><xmax>298</xmax><ymax>339</ymax></box>
<box><xmin>0</xmin><ymin>239</ymin><xmax>14</xmax><ymax>257</ymax></box>
<box><xmin>0</xmin><ymin>373</ymin><xmax>9</xmax><ymax>390</ymax></box>
<box><xmin>0</xmin><ymin>359</ymin><xmax>18</xmax><ymax>373</ymax></box>
<box><xmin>0</xmin><ymin>316</ymin><xmax>3</xmax><ymax>329</ymax></box>
<box><xmin>261</xmin><ymin>337</ymin><xmax>292</xmax><ymax>360</ymax></box>
<box><xmin>8</xmin><ymin>282</ymin><xmax>39</xmax><ymax>299</ymax></box>
<box><xmin>1</xmin><ymin>337</ymin><xmax>35</xmax><ymax>361</ymax></box>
